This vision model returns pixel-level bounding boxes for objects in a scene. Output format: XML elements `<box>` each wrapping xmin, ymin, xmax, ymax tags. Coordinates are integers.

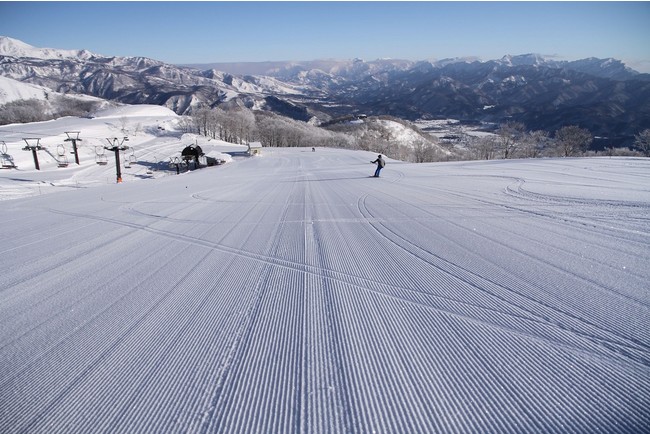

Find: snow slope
<box><xmin>1</xmin><ymin>143</ymin><xmax>649</xmax><ymax>432</ymax></box>
<box><xmin>0</xmin><ymin>75</ymin><xmax>107</xmax><ymax>107</ymax></box>
<box><xmin>0</xmin><ymin>105</ymin><xmax>239</xmax><ymax>200</ymax></box>
<box><xmin>0</xmin><ymin>76</ymin><xmax>51</xmax><ymax>104</ymax></box>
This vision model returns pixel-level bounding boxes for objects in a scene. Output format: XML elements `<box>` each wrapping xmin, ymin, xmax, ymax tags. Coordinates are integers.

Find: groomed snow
<box><xmin>1</xmin><ymin>139</ymin><xmax>649</xmax><ymax>432</ymax></box>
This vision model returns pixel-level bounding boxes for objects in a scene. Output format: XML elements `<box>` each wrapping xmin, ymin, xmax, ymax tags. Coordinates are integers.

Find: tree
<box><xmin>497</xmin><ymin>121</ymin><xmax>526</xmax><ymax>159</ymax></box>
<box><xmin>468</xmin><ymin>135</ymin><xmax>497</xmax><ymax>160</ymax></box>
<box><xmin>231</xmin><ymin>109</ymin><xmax>257</xmax><ymax>144</ymax></box>
<box><xmin>555</xmin><ymin>125</ymin><xmax>593</xmax><ymax>157</ymax></box>
<box><xmin>119</xmin><ymin>116</ymin><xmax>130</xmax><ymax>134</ymax></box>
<box><xmin>412</xmin><ymin>139</ymin><xmax>437</xmax><ymax>163</ymax></box>
<box><xmin>521</xmin><ymin>130</ymin><xmax>549</xmax><ymax>158</ymax></box>
<box><xmin>192</xmin><ymin>107</ymin><xmax>213</xmax><ymax>137</ymax></box>
<box><xmin>177</xmin><ymin>116</ymin><xmax>195</xmax><ymax>134</ymax></box>
<box><xmin>634</xmin><ymin>129</ymin><xmax>650</xmax><ymax>157</ymax></box>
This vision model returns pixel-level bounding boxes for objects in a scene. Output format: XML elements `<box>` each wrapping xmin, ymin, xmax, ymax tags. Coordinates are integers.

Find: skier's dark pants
<box><xmin>374</xmin><ymin>166</ymin><xmax>382</xmax><ymax>177</ymax></box>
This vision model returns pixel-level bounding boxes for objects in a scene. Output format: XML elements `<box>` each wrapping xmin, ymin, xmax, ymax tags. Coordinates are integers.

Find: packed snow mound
<box><xmin>93</xmin><ymin>104</ymin><xmax>179</xmax><ymax>118</ymax></box>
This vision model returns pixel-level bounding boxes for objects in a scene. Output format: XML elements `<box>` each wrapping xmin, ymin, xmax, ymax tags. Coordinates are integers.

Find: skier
<box><xmin>371</xmin><ymin>154</ymin><xmax>385</xmax><ymax>177</ymax></box>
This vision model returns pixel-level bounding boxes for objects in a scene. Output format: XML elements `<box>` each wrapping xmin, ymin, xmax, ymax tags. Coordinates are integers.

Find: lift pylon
<box><xmin>22</xmin><ymin>138</ymin><xmax>44</xmax><ymax>170</ymax></box>
<box><xmin>105</xmin><ymin>137</ymin><xmax>129</xmax><ymax>183</ymax></box>
<box><xmin>64</xmin><ymin>131</ymin><xmax>82</xmax><ymax>165</ymax></box>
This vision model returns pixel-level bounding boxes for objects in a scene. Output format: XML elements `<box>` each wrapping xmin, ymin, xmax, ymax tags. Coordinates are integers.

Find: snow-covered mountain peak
<box><xmin>432</xmin><ymin>56</ymin><xmax>481</xmax><ymax>67</ymax></box>
<box><xmin>499</xmin><ymin>53</ymin><xmax>551</xmax><ymax>67</ymax></box>
<box><xmin>0</xmin><ymin>35</ymin><xmax>95</xmax><ymax>60</ymax></box>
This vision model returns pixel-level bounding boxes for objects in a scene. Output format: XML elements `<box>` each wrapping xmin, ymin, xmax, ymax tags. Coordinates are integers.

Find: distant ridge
<box><xmin>2</xmin><ymin>36</ymin><xmax>649</xmax><ymax>145</ymax></box>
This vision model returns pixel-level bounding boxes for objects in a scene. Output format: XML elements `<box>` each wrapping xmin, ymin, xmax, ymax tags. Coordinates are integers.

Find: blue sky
<box><xmin>1</xmin><ymin>1</ymin><xmax>649</xmax><ymax>71</ymax></box>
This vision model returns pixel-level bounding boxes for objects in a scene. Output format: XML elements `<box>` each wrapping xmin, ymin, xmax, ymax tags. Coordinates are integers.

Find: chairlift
<box><xmin>56</xmin><ymin>145</ymin><xmax>68</xmax><ymax>166</ymax></box>
<box><xmin>58</xmin><ymin>154</ymin><xmax>69</xmax><ymax>168</ymax></box>
<box><xmin>1</xmin><ymin>154</ymin><xmax>16</xmax><ymax>169</ymax></box>
<box><xmin>123</xmin><ymin>148</ymin><xmax>136</xmax><ymax>168</ymax></box>
<box><xmin>146</xmin><ymin>159</ymin><xmax>154</xmax><ymax>174</ymax></box>
<box><xmin>0</xmin><ymin>141</ymin><xmax>14</xmax><ymax>169</ymax></box>
<box><xmin>169</xmin><ymin>156</ymin><xmax>182</xmax><ymax>174</ymax></box>
<box><xmin>95</xmin><ymin>146</ymin><xmax>108</xmax><ymax>165</ymax></box>
<box><xmin>147</xmin><ymin>155</ymin><xmax>157</xmax><ymax>174</ymax></box>
<box><xmin>95</xmin><ymin>153</ymin><xmax>108</xmax><ymax>165</ymax></box>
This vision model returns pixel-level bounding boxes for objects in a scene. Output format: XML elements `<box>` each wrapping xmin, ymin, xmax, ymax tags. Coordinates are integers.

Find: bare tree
<box><xmin>467</xmin><ymin>135</ymin><xmax>498</xmax><ymax>160</ymax></box>
<box><xmin>232</xmin><ymin>109</ymin><xmax>257</xmax><ymax>144</ymax></box>
<box><xmin>497</xmin><ymin>121</ymin><xmax>526</xmax><ymax>159</ymax></box>
<box><xmin>555</xmin><ymin>125</ymin><xmax>593</xmax><ymax>157</ymax></box>
<box><xmin>412</xmin><ymin>139</ymin><xmax>436</xmax><ymax>163</ymax></box>
<box><xmin>119</xmin><ymin>116</ymin><xmax>130</xmax><ymax>134</ymax></box>
<box><xmin>521</xmin><ymin>130</ymin><xmax>549</xmax><ymax>158</ymax></box>
<box><xmin>634</xmin><ymin>129</ymin><xmax>650</xmax><ymax>156</ymax></box>
<box><xmin>192</xmin><ymin>107</ymin><xmax>212</xmax><ymax>137</ymax></box>
<box><xmin>177</xmin><ymin>116</ymin><xmax>195</xmax><ymax>134</ymax></box>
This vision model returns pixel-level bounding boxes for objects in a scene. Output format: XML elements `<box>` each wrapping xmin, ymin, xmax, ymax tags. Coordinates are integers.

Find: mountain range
<box><xmin>1</xmin><ymin>36</ymin><xmax>649</xmax><ymax>146</ymax></box>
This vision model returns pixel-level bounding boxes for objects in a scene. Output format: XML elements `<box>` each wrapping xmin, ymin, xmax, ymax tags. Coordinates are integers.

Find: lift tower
<box><xmin>105</xmin><ymin>137</ymin><xmax>129</xmax><ymax>183</ymax></box>
<box><xmin>65</xmin><ymin>131</ymin><xmax>82</xmax><ymax>165</ymax></box>
<box><xmin>22</xmin><ymin>138</ymin><xmax>44</xmax><ymax>170</ymax></box>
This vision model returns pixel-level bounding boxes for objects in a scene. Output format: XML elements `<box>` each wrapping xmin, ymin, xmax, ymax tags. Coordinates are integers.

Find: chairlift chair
<box><xmin>95</xmin><ymin>146</ymin><xmax>108</xmax><ymax>165</ymax></box>
<box><xmin>0</xmin><ymin>142</ymin><xmax>15</xmax><ymax>168</ymax></box>
<box><xmin>1</xmin><ymin>154</ymin><xmax>16</xmax><ymax>169</ymax></box>
<box><xmin>95</xmin><ymin>153</ymin><xmax>108</xmax><ymax>165</ymax></box>
<box><xmin>58</xmin><ymin>155</ymin><xmax>69</xmax><ymax>168</ymax></box>
<box><xmin>124</xmin><ymin>148</ymin><xmax>136</xmax><ymax>168</ymax></box>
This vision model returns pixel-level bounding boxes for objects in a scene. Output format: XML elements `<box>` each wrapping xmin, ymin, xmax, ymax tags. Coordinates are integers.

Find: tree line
<box><xmin>460</xmin><ymin>122</ymin><xmax>649</xmax><ymax>160</ymax></box>
<box><xmin>187</xmin><ymin>107</ymin><xmax>650</xmax><ymax>161</ymax></box>
<box><xmin>185</xmin><ymin>107</ymin><xmax>453</xmax><ymax>162</ymax></box>
<box><xmin>0</xmin><ymin>97</ymin><xmax>102</xmax><ymax>125</ymax></box>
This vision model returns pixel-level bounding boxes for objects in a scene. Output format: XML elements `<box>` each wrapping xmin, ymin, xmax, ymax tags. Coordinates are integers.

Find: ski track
<box><xmin>1</xmin><ymin>149</ymin><xmax>649</xmax><ymax>433</ymax></box>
